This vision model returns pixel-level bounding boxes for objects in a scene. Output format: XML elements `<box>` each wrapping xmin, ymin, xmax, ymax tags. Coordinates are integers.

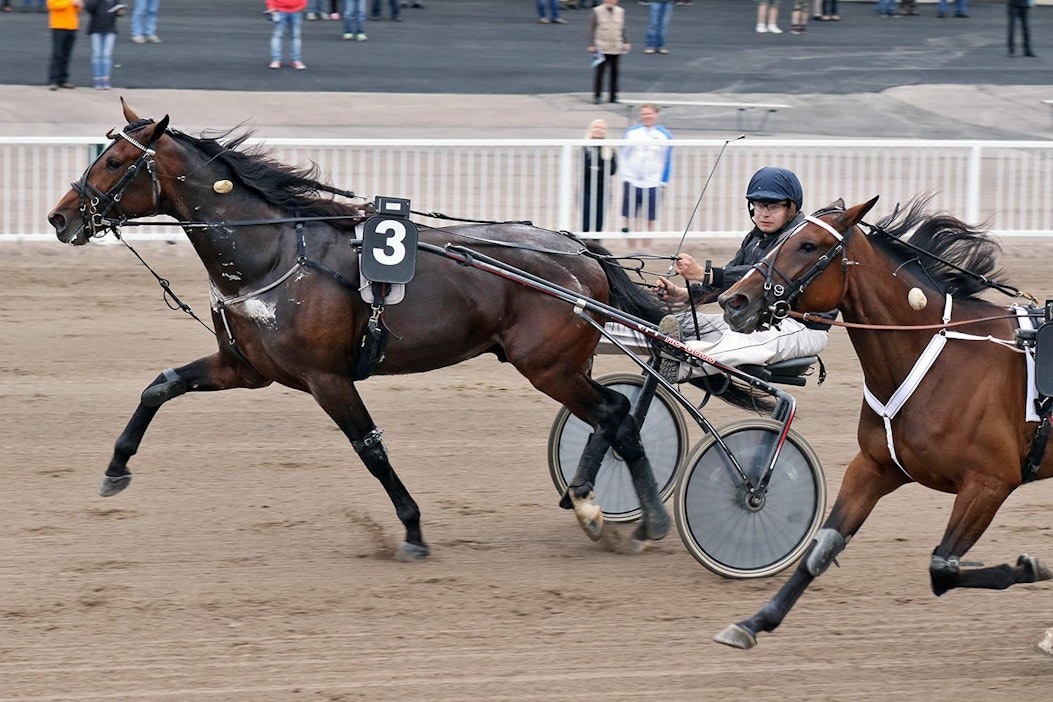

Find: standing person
<box><xmin>267</xmin><ymin>0</ymin><xmax>307</xmax><ymax>69</ymax></box>
<box><xmin>129</xmin><ymin>0</ymin><xmax>159</xmax><ymax>42</ymax></box>
<box><xmin>643</xmin><ymin>0</ymin><xmax>672</xmax><ymax>54</ymax></box>
<box><xmin>341</xmin><ymin>0</ymin><xmax>366</xmax><ymax>39</ymax></box>
<box><xmin>370</xmin><ymin>0</ymin><xmax>398</xmax><ymax>20</ymax></box>
<box><xmin>581</xmin><ymin>118</ymin><xmax>617</xmax><ymax>234</ymax></box>
<box><xmin>619</xmin><ymin>103</ymin><xmax>672</xmax><ymax>239</ymax></box>
<box><xmin>46</xmin><ymin>0</ymin><xmax>82</xmax><ymax>90</ymax></box>
<box><xmin>1007</xmin><ymin>0</ymin><xmax>1035</xmax><ymax>57</ymax></box>
<box><xmin>935</xmin><ymin>0</ymin><xmax>966</xmax><ymax>17</ymax></box>
<box><xmin>85</xmin><ymin>0</ymin><xmax>123</xmax><ymax>90</ymax></box>
<box><xmin>755</xmin><ymin>0</ymin><xmax>781</xmax><ymax>33</ymax></box>
<box><xmin>650</xmin><ymin>168</ymin><xmax>833</xmax><ymax>381</ymax></box>
<box><xmin>537</xmin><ymin>0</ymin><xmax>564</xmax><ymax>23</ymax></box>
<box><xmin>822</xmin><ymin>0</ymin><xmax>839</xmax><ymax>17</ymax></box>
<box><xmin>586</xmin><ymin>0</ymin><xmax>629</xmax><ymax>105</ymax></box>
<box><xmin>790</xmin><ymin>0</ymin><xmax>808</xmax><ymax>33</ymax></box>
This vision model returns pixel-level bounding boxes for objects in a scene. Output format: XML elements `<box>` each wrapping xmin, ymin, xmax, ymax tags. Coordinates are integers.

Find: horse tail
<box><xmin>584</xmin><ymin>241</ymin><xmax>775</xmax><ymax>414</ymax></box>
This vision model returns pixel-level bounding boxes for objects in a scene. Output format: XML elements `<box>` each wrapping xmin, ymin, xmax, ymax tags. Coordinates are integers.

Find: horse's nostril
<box><xmin>726</xmin><ymin>294</ymin><xmax>746</xmax><ymax>310</ymax></box>
<box><xmin>48</xmin><ymin>213</ymin><xmax>66</xmax><ymax>231</ymax></box>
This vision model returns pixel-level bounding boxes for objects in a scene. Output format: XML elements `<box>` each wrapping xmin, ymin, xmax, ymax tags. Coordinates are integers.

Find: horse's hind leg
<box><xmin>929</xmin><ymin>479</ymin><xmax>1053</xmax><ymax>595</ymax></box>
<box><xmin>308</xmin><ymin>377</ymin><xmax>427</xmax><ymax>561</ymax></box>
<box><xmin>102</xmin><ymin>353</ymin><xmax>270</xmax><ymax>496</ymax></box>
<box><xmin>715</xmin><ymin>453</ymin><xmax>905</xmax><ymax>650</ymax></box>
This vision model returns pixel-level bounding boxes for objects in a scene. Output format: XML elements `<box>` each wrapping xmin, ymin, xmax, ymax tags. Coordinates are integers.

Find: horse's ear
<box><xmin>142</xmin><ymin>115</ymin><xmax>170</xmax><ymax>147</ymax></box>
<box><xmin>842</xmin><ymin>196</ymin><xmax>880</xmax><ymax>226</ymax></box>
<box><xmin>121</xmin><ymin>97</ymin><xmax>140</xmax><ymax>124</ymax></box>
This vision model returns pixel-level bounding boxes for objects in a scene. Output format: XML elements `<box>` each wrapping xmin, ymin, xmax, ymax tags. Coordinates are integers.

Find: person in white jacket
<box><xmin>620</xmin><ymin>103</ymin><xmax>672</xmax><ymax>238</ymax></box>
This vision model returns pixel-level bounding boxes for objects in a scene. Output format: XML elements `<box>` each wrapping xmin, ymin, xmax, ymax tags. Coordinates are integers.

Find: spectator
<box><xmin>643</xmin><ymin>0</ymin><xmax>672</xmax><ymax>54</ymax></box>
<box><xmin>129</xmin><ymin>0</ymin><xmax>159</xmax><ymax>43</ymax></box>
<box><xmin>587</xmin><ymin>0</ymin><xmax>629</xmax><ymax>104</ymax></box>
<box><xmin>46</xmin><ymin>0</ymin><xmax>82</xmax><ymax>90</ymax></box>
<box><xmin>267</xmin><ymin>0</ymin><xmax>307</xmax><ymax>69</ymax></box>
<box><xmin>537</xmin><ymin>0</ymin><xmax>565</xmax><ymax>23</ymax></box>
<box><xmin>790</xmin><ymin>0</ymin><xmax>808</xmax><ymax>33</ymax></box>
<box><xmin>1007</xmin><ymin>0</ymin><xmax>1035</xmax><ymax>57</ymax></box>
<box><xmin>620</xmin><ymin>103</ymin><xmax>672</xmax><ymax>238</ymax></box>
<box><xmin>897</xmin><ymin>0</ymin><xmax>917</xmax><ymax>15</ymax></box>
<box><xmin>936</xmin><ymin>0</ymin><xmax>967</xmax><ymax>17</ymax></box>
<box><xmin>370</xmin><ymin>0</ymin><xmax>399</xmax><ymax>20</ymax></box>
<box><xmin>876</xmin><ymin>0</ymin><xmax>896</xmax><ymax>15</ymax></box>
<box><xmin>755</xmin><ymin>0</ymin><xmax>781</xmax><ymax>33</ymax></box>
<box><xmin>581</xmin><ymin>118</ymin><xmax>617</xmax><ymax>234</ymax></box>
<box><xmin>342</xmin><ymin>0</ymin><xmax>366</xmax><ymax>39</ymax></box>
<box><xmin>85</xmin><ymin>0</ymin><xmax>124</xmax><ymax>89</ymax></box>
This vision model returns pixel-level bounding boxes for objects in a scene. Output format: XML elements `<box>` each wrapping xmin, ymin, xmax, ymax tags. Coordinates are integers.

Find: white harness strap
<box><xmin>804</xmin><ymin>215</ymin><xmax>844</xmax><ymax>241</ymax></box>
<box><xmin>862</xmin><ymin>295</ymin><xmax>1027</xmax><ymax>480</ymax></box>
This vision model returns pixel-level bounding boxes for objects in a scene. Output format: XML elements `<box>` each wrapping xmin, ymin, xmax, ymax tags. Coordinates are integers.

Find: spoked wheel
<box><xmin>674</xmin><ymin>418</ymin><xmax>826</xmax><ymax>579</ymax></box>
<box><xmin>548</xmin><ymin>372</ymin><xmax>689</xmax><ymax>523</ymax></box>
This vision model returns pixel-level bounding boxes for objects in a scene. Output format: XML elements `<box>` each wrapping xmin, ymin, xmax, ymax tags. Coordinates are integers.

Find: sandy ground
<box><xmin>3</xmin><ymin>234</ymin><xmax>1053</xmax><ymax>701</ymax></box>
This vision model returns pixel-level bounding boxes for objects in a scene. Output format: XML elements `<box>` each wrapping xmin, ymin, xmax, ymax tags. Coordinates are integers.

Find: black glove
<box><xmin>701</xmin><ymin>260</ymin><xmax>724</xmax><ymax>288</ymax></box>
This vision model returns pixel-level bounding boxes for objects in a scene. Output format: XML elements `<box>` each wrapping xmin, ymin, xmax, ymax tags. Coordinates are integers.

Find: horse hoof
<box><xmin>713</xmin><ymin>623</ymin><xmax>757</xmax><ymax>650</ymax></box>
<box><xmin>574</xmin><ymin>503</ymin><xmax>604</xmax><ymax>542</ymax></box>
<box><xmin>1035</xmin><ymin>628</ymin><xmax>1053</xmax><ymax>656</ymax></box>
<box><xmin>394</xmin><ymin>541</ymin><xmax>430</xmax><ymax>561</ymax></box>
<box><xmin>1018</xmin><ymin>554</ymin><xmax>1053</xmax><ymax>581</ymax></box>
<box><xmin>630</xmin><ymin>538</ymin><xmax>654</xmax><ymax>553</ymax></box>
<box><xmin>99</xmin><ymin>474</ymin><xmax>132</xmax><ymax>497</ymax></box>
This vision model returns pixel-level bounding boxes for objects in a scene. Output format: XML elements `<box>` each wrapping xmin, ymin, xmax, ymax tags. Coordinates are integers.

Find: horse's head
<box><xmin>48</xmin><ymin>99</ymin><xmax>171</xmax><ymax>245</ymax></box>
<box><xmin>719</xmin><ymin>196</ymin><xmax>880</xmax><ymax>333</ymax></box>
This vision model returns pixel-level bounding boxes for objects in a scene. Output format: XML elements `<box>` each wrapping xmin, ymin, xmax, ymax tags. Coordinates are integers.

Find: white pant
<box><xmin>600</xmin><ymin>310</ymin><xmax>828</xmax><ymax>379</ymax></box>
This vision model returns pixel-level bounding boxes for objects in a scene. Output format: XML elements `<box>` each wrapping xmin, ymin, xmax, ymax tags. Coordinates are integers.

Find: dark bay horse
<box><xmin>47</xmin><ymin>101</ymin><xmax>674</xmax><ymax>559</ymax></box>
<box><xmin>712</xmin><ymin>196</ymin><xmax>1053</xmax><ymax>648</ymax></box>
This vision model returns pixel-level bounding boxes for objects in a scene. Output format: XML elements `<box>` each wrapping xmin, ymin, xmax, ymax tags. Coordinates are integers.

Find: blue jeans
<box><xmin>536</xmin><ymin>0</ymin><xmax>560</xmax><ymax>20</ymax></box>
<box><xmin>645</xmin><ymin>2</ymin><xmax>673</xmax><ymax>50</ymax></box>
<box><xmin>90</xmin><ymin>32</ymin><xmax>116</xmax><ymax>80</ymax></box>
<box><xmin>936</xmin><ymin>0</ymin><xmax>967</xmax><ymax>15</ymax></box>
<box><xmin>131</xmin><ymin>0</ymin><xmax>160</xmax><ymax>38</ymax></box>
<box><xmin>371</xmin><ymin>0</ymin><xmax>399</xmax><ymax>19</ymax></box>
<box><xmin>343</xmin><ymin>0</ymin><xmax>366</xmax><ymax>34</ymax></box>
<box><xmin>270</xmin><ymin>12</ymin><xmax>303</xmax><ymax>63</ymax></box>
<box><xmin>875</xmin><ymin>0</ymin><xmax>896</xmax><ymax>13</ymax></box>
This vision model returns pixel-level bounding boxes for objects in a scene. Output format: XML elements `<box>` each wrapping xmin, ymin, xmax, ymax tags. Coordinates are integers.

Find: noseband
<box><xmin>751</xmin><ymin>207</ymin><xmax>849</xmax><ymax>330</ymax></box>
<box><xmin>71</xmin><ymin>123</ymin><xmax>161</xmax><ymax>237</ymax></box>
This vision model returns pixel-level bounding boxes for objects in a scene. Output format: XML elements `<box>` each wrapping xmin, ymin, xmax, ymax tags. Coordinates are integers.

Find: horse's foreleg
<box><xmin>103</xmin><ymin>353</ymin><xmax>269</xmax><ymax>496</ymax></box>
<box><xmin>309</xmin><ymin>378</ymin><xmax>427</xmax><ymax>561</ymax></box>
<box><xmin>715</xmin><ymin>453</ymin><xmax>904</xmax><ymax>650</ymax></box>
<box><xmin>929</xmin><ymin>480</ymin><xmax>1052</xmax><ymax>595</ymax></box>
<box><xmin>611</xmin><ymin>412</ymin><xmax>670</xmax><ymax>544</ymax></box>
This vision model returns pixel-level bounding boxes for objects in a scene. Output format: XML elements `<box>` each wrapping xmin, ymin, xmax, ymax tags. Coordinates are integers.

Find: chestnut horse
<box><xmin>712</xmin><ymin>196</ymin><xmax>1053</xmax><ymax>649</ymax></box>
<box><xmin>47</xmin><ymin>101</ymin><xmax>676</xmax><ymax>559</ymax></box>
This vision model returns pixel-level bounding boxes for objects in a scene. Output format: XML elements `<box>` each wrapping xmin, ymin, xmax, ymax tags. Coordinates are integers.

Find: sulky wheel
<box><xmin>547</xmin><ymin>372</ymin><xmax>689</xmax><ymax>523</ymax></box>
<box><xmin>674</xmin><ymin>418</ymin><xmax>826</xmax><ymax>578</ymax></box>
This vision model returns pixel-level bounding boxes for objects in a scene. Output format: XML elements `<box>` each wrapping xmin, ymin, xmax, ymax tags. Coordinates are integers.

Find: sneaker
<box><xmin>291</xmin><ymin>60</ymin><xmax>306</xmax><ymax>70</ymax></box>
<box><xmin>146</xmin><ymin>35</ymin><xmax>161</xmax><ymax>43</ymax></box>
<box><xmin>538</xmin><ymin>17</ymin><xmax>550</xmax><ymax>23</ymax></box>
<box><xmin>343</xmin><ymin>32</ymin><xmax>354</xmax><ymax>40</ymax></box>
<box><xmin>305</xmin><ymin>11</ymin><xmax>319</xmax><ymax>19</ymax></box>
<box><xmin>657</xmin><ymin>48</ymin><xmax>668</xmax><ymax>54</ymax></box>
<box><xmin>644</xmin><ymin>47</ymin><xmax>655</xmax><ymax>54</ymax></box>
<box><xmin>355</xmin><ymin>32</ymin><xmax>368</xmax><ymax>41</ymax></box>
<box><xmin>268</xmin><ymin>60</ymin><xmax>280</xmax><ymax>69</ymax></box>
<box><xmin>553</xmin><ymin>17</ymin><xmax>567</xmax><ymax>23</ymax></box>
<box><xmin>131</xmin><ymin>35</ymin><xmax>146</xmax><ymax>43</ymax></box>
<box><xmin>755</xmin><ymin>23</ymin><xmax>767</xmax><ymax>32</ymax></box>
<box><xmin>101</xmin><ymin>78</ymin><xmax>110</xmax><ymax>90</ymax></box>
<box><xmin>656</xmin><ymin>315</ymin><xmax>684</xmax><ymax>384</ymax></box>
<box><xmin>59</xmin><ymin>82</ymin><xmax>75</xmax><ymax>89</ymax></box>
<box><xmin>329</xmin><ymin>12</ymin><xmax>340</xmax><ymax>19</ymax></box>
<box><xmin>766</xmin><ymin>24</ymin><xmax>782</xmax><ymax>33</ymax></box>
<box><xmin>47</xmin><ymin>83</ymin><xmax>58</xmax><ymax>91</ymax></box>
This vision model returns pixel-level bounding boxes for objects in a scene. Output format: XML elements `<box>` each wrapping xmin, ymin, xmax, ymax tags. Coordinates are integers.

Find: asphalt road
<box><xmin>0</xmin><ymin>0</ymin><xmax>1048</xmax><ymax>96</ymax></box>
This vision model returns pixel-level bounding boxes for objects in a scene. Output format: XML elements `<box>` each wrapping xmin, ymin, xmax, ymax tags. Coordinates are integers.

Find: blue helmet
<box><xmin>745</xmin><ymin>167</ymin><xmax>803</xmax><ymax>211</ymax></box>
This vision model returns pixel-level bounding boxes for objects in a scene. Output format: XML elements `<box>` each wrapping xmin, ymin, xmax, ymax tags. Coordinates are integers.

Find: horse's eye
<box><xmin>105</xmin><ymin>157</ymin><xmax>121</xmax><ymax>170</ymax></box>
<box><xmin>799</xmin><ymin>241</ymin><xmax>818</xmax><ymax>253</ymax></box>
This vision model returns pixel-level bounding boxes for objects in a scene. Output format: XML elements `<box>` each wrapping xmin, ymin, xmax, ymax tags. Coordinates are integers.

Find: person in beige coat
<box><xmin>587</xmin><ymin>0</ymin><xmax>630</xmax><ymax>104</ymax></box>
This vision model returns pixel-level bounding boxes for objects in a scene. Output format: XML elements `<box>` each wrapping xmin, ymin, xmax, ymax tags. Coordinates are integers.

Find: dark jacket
<box><xmin>85</xmin><ymin>0</ymin><xmax>122</xmax><ymax>35</ymax></box>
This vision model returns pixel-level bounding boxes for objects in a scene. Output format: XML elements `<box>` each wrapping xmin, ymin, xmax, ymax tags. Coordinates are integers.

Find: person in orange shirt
<box><xmin>47</xmin><ymin>0</ymin><xmax>83</xmax><ymax>90</ymax></box>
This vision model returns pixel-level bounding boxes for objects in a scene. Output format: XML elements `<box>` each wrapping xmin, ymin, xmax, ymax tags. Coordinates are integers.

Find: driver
<box><xmin>651</xmin><ymin>166</ymin><xmax>836</xmax><ymax>381</ymax></box>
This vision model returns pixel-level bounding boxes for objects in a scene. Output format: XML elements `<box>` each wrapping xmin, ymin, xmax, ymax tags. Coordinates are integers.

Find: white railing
<box><xmin>5</xmin><ymin>137</ymin><xmax>1053</xmax><ymax>242</ymax></box>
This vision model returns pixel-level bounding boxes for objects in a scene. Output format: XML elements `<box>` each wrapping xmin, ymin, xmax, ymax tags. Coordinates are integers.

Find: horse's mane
<box><xmin>867</xmin><ymin>194</ymin><xmax>1005</xmax><ymax>300</ymax></box>
<box><xmin>165</xmin><ymin>126</ymin><xmax>370</xmax><ymax>231</ymax></box>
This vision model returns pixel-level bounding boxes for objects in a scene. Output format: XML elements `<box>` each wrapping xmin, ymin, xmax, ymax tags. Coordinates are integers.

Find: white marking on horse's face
<box><xmin>240</xmin><ymin>299</ymin><xmax>278</xmax><ymax>327</ymax></box>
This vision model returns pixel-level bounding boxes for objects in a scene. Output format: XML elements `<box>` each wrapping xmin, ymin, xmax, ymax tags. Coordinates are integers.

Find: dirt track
<box><xmin>3</xmin><ymin>237</ymin><xmax>1053</xmax><ymax>701</ymax></box>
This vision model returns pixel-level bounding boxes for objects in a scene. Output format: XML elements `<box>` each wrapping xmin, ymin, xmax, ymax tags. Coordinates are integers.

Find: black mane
<box><xmin>167</xmin><ymin>127</ymin><xmax>370</xmax><ymax>231</ymax></box>
<box><xmin>868</xmin><ymin>194</ymin><xmax>1005</xmax><ymax>300</ymax></box>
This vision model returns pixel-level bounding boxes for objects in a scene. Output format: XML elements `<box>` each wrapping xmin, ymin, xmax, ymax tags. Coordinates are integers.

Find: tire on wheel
<box><xmin>547</xmin><ymin>372</ymin><xmax>689</xmax><ymax>523</ymax></box>
<box><xmin>674</xmin><ymin>418</ymin><xmax>826</xmax><ymax>578</ymax></box>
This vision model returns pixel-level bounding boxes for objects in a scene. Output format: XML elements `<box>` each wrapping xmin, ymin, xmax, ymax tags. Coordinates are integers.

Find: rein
<box><xmin>791</xmin><ymin>309</ymin><xmax>1035</xmax><ymax>332</ymax></box>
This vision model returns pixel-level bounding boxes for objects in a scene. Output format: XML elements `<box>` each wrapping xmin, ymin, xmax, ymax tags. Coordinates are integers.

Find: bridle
<box><xmin>750</xmin><ymin>205</ymin><xmax>850</xmax><ymax>330</ymax></box>
<box><xmin>71</xmin><ymin>122</ymin><xmax>162</xmax><ymax>237</ymax></box>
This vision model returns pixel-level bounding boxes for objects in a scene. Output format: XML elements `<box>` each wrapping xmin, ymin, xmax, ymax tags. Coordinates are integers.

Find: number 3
<box><xmin>373</xmin><ymin>220</ymin><xmax>406</xmax><ymax>266</ymax></box>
